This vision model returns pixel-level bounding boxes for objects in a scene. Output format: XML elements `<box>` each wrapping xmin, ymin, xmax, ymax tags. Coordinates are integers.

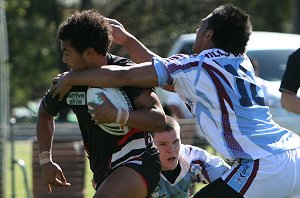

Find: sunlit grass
<box><xmin>6</xmin><ymin>140</ymin><xmax>32</xmax><ymax>198</ymax></box>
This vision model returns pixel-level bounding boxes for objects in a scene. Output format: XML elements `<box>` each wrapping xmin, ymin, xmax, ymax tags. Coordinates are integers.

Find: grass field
<box><xmin>5</xmin><ymin>140</ymin><xmax>94</xmax><ymax>198</ymax></box>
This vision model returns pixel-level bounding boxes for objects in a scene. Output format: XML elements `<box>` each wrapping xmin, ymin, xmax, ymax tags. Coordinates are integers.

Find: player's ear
<box><xmin>84</xmin><ymin>47</ymin><xmax>95</xmax><ymax>58</ymax></box>
<box><xmin>204</xmin><ymin>29</ymin><xmax>213</xmax><ymax>40</ymax></box>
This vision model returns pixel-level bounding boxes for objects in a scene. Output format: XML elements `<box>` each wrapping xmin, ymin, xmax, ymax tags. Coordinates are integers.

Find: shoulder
<box><xmin>107</xmin><ymin>54</ymin><xmax>135</xmax><ymax>66</ymax></box>
<box><xmin>180</xmin><ymin>144</ymin><xmax>208</xmax><ymax>160</ymax></box>
<box><xmin>290</xmin><ymin>48</ymin><xmax>300</xmax><ymax>58</ymax></box>
<box><xmin>180</xmin><ymin>144</ymin><xmax>226</xmax><ymax>165</ymax></box>
<box><xmin>287</xmin><ymin>48</ymin><xmax>300</xmax><ymax>66</ymax></box>
<box><xmin>154</xmin><ymin>53</ymin><xmax>198</xmax><ymax>65</ymax></box>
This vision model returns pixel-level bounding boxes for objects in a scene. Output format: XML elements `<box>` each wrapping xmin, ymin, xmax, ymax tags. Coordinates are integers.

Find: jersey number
<box><xmin>224</xmin><ymin>64</ymin><xmax>265</xmax><ymax>107</ymax></box>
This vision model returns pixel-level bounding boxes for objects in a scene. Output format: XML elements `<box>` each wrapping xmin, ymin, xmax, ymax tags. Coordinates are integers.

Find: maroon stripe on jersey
<box><xmin>240</xmin><ymin>159</ymin><xmax>259</xmax><ymax>196</ymax></box>
<box><xmin>167</xmin><ymin>61</ymin><xmax>199</xmax><ymax>73</ymax></box>
<box><xmin>203</xmin><ymin>63</ymin><xmax>248</xmax><ymax>158</ymax></box>
<box><xmin>224</xmin><ymin>162</ymin><xmax>242</xmax><ymax>183</ymax></box>
<box><xmin>117</xmin><ymin>128</ymin><xmax>144</xmax><ymax>146</ymax></box>
<box><xmin>193</xmin><ymin>159</ymin><xmax>210</xmax><ymax>183</ymax></box>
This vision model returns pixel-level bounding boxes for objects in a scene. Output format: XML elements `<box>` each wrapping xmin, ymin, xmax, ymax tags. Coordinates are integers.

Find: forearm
<box><xmin>123</xmin><ymin>35</ymin><xmax>158</xmax><ymax>63</ymax></box>
<box><xmin>65</xmin><ymin>67</ymin><xmax>128</xmax><ymax>87</ymax></box>
<box><xmin>281</xmin><ymin>92</ymin><xmax>300</xmax><ymax>114</ymax></box>
<box><xmin>65</xmin><ymin>62</ymin><xmax>159</xmax><ymax>88</ymax></box>
<box><xmin>36</xmin><ymin>106</ymin><xmax>55</xmax><ymax>152</ymax></box>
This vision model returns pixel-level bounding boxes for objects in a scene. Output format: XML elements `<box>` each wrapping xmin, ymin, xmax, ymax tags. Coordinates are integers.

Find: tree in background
<box><xmin>91</xmin><ymin>0</ymin><xmax>293</xmax><ymax>57</ymax></box>
<box><xmin>293</xmin><ymin>0</ymin><xmax>300</xmax><ymax>33</ymax></box>
<box><xmin>6</xmin><ymin>0</ymin><xmax>63</xmax><ymax>108</ymax></box>
<box><xmin>5</xmin><ymin>0</ymin><xmax>295</xmax><ymax>119</ymax></box>
<box><xmin>233</xmin><ymin>0</ymin><xmax>292</xmax><ymax>32</ymax></box>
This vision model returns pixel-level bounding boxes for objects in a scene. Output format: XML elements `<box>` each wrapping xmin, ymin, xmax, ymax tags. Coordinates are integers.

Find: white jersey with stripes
<box><xmin>153</xmin><ymin>48</ymin><xmax>300</xmax><ymax>161</ymax></box>
<box><xmin>150</xmin><ymin>144</ymin><xmax>229</xmax><ymax>198</ymax></box>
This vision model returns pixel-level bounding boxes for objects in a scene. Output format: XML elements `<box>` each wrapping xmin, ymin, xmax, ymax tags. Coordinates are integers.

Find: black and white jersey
<box><xmin>41</xmin><ymin>54</ymin><xmax>158</xmax><ymax>184</ymax></box>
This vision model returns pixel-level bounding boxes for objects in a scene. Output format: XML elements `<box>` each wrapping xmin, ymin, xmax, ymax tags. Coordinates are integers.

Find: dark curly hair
<box><xmin>57</xmin><ymin>10</ymin><xmax>112</xmax><ymax>55</ymax></box>
<box><xmin>207</xmin><ymin>4</ymin><xmax>252</xmax><ymax>55</ymax></box>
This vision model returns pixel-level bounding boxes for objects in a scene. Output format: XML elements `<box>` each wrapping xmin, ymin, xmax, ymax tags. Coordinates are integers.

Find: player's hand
<box><xmin>40</xmin><ymin>162</ymin><xmax>70</xmax><ymax>192</ymax></box>
<box><xmin>105</xmin><ymin>17</ymin><xmax>131</xmax><ymax>46</ymax></box>
<box><xmin>50</xmin><ymin>72</ymin><xmax>72</xmax><ymax>101</ymax></box>
<box><xmin>88</xmin><ymin>93</ymin><xmax>117</xmax><ymax>124</ymax></box>
<box><xmin>52</xmin><ymin>72</ymin><xmax>68</xmax><ymax>85</ymax></box>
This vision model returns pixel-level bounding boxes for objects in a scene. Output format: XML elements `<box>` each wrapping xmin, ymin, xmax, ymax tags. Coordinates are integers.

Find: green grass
<box><xmin>5</xmin><ymin>140</ymin><xmax>32</xmax><ymax>198</ymax></box>
<box><xmin>5</xmin><ymin>140</ymin><xmax>94</xmax><ymax>198</ymax></box>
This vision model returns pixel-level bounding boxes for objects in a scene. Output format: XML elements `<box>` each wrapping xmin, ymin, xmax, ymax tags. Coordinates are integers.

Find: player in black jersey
<box><xmin>36</xmin><ymin>10</ymin><xmax>166</xmax><ymax>198</ymax></box>
<box><xmin>280</xmin><ymin>48</ymin><xmax>300</xmax><ymax>114</ymax></box>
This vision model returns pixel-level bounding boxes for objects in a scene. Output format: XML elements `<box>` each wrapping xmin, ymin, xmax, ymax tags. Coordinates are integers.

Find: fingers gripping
<box><xmin>88</xmin><ymin>93</ymin><xmax>117</xmax><ymax>124</ymax></box>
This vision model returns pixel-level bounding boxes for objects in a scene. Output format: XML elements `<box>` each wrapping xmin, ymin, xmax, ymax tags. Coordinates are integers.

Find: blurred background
<box><xmin>0</xmin><ymin>0</ymin><xmax>300</xmax><ymax>197</ymax></box>
<box><xmin>4</xmin><ymin>0</ymin><xmax>300</xmax><ymax>115</ymax></box>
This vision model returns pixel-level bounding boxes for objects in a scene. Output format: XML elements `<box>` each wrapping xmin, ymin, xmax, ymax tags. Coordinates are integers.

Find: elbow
<box><xmin>157</xmin><ymin>119</ymin><xmax>167</xmax><ymax>131</ymax></box>
<box><xmin>281</xmin><ymin>92</ymin><xmax>295</xmax><ymax>112</ymax></box>
<box><xmin>37</xmin><ymin>104</ymin><xmax>55</xmax><ymax>124</ymax></box>
<box><xmin>280</xmin><ymin>96</ymin><xmax>288</xmax><ymax>110</ymax></box>
<box><xmin>152</xmin><ymin>111</ymin><xmax>167</xmax><ymax>132</ymax></box>
<box><xmin>281</xmin><ymin>95</ymin><xmax>291</xmax><ymax>112</ymax></box>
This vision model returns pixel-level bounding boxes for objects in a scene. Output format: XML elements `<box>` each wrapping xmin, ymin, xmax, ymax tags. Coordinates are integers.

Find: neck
<box><xmin>88</xmin><ymin>53</ymin><xmax>108</xmax><ymax>68</ymax></box>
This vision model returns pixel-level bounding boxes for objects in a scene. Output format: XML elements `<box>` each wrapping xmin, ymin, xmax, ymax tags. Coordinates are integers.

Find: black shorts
<box><xmin>123</xmin><ymin>150</ymin><xmax>161</xmax><ymax>195</ymax></box>
<box><xmin>96</xmin><ymin>149</ymin><xmax>161</xmax><ymax>196</ymax></box>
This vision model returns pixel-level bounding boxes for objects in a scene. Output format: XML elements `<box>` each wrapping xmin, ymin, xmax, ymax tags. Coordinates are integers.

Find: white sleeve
<box><xmin>183</xmin><ymin>144</ymin><xmax>230</xmax><ymax>183</ymax></box>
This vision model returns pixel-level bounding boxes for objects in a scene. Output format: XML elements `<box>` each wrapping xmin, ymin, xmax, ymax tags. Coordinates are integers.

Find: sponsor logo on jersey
<box><xmin>67</xmin><ymin>92</ymin><xmax>86</xmax><ymax>105</ymax></box>
<box><xmin>235</xmin><ymin>165</ymin><xmax>249</xmax><ymax>185</ymax></box>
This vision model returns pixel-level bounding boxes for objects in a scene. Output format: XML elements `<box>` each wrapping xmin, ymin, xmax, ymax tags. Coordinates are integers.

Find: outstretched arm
<box><xmin>51</xmin><ymin>62</ymin><xmax>159</xmax><ymax>101</ymax></box>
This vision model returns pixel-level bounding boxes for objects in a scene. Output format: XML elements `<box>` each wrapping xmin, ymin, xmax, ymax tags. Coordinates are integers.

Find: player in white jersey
<box><xmin>50</xmin><ymin>4</ymin><xmax>300</xmax><ymax>198</ymax></box>
<box><xmin>149</xmin><ymin>115</ymin><xmax>230</xmax><ymax>198</ymax></box>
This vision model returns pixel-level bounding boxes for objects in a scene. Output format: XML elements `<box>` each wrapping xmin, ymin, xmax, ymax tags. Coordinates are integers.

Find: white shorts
<box><xmin>222</xmin><ymin>147</ymin><xmax>300</xmax><ymax>198</ymax></box>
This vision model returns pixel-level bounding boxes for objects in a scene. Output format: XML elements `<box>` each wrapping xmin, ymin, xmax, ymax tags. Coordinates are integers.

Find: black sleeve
<box><xmin>107</xmin><ymin>54</ymin><xmax>134</xmax><ymax>66</ymax></box>
<box><xmin>41</xmin><ymin>90</ymin><xmax>69</xmax><ymax>116</ymax></box>
<box><xmin>279</xmin><ymin>48</ymin><xmax>300</xmax><ymax>94</ymax></box>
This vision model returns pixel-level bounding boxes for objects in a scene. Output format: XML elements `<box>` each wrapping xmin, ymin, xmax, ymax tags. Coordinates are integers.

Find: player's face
<box><xmin>193</xmin><ymin>13</ymin><xmax>214</xmax><ymax>54</ymax></box>
<box><xmin>153</xmin><ymin>130</ymin><xmax>181</xmax><ymax>171</ymax></box>
<box><xmin>60</xmin><ymin>40</ymin><xmax>90</xmax><ymax>71</ymax></box>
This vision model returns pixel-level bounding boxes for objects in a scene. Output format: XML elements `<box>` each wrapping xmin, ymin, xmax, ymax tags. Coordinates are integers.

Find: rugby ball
<box><xmin>86</xmin><ymin>87</ymin><xmax>133</xmax><ymax>135</ymax></box>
